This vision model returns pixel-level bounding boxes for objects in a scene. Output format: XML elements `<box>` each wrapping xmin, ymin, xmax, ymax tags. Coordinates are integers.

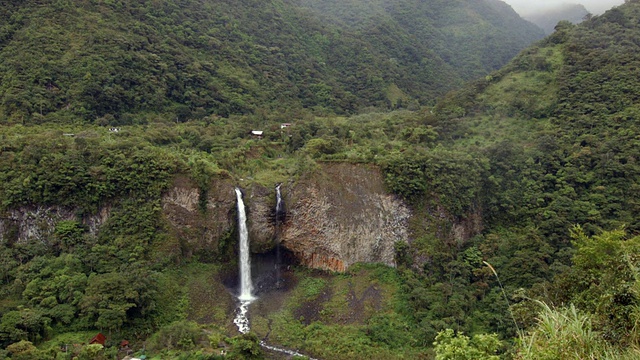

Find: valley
<box><xmin>1</xmin><ymin>0</ymin><xmax>640</xmax><ymax>359</ymax></box>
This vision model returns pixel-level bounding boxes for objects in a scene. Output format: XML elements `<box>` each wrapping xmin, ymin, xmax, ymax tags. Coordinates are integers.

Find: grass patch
<box><xmin>249</xmin><ymin>265</ymin><xmax>425</xmax><ymax>359</ymax></box>
<box><xmin>161</xmin><ymin>263</ymin><xmax>235</xmax><ymax>328</ymax></box>
<box><xmin>37</xmin><ymin>331</ymin><xmax>97</xmax><ymax>351</ymax></box>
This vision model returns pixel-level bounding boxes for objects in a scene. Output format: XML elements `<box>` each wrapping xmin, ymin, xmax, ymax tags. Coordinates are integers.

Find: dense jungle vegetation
<box><xmin>2</xmin><ymin>0</ymin><xmax>640</xmax><ymax>359</ymax></box>
<box><xmin>0</xmin><ymin>0</ymin><xmax>542</xmax><ymax>124</ymax></box>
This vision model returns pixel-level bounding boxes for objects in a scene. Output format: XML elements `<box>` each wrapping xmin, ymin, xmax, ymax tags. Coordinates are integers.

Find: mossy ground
<box><xmin>249</xmin><ymin>264</ymin><xmax>426</xmax><ymax>359</ymax></box>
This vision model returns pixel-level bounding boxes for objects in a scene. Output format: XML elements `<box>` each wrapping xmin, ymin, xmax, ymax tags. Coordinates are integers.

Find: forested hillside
<box><xmin>2</xmin><ymin>0</ymin><xmax>640</xmax><ymax>359</ymax></box>
<box><xmin>297</xmin><ymin>0</ymin><xmax>544</xmax><ymax>80</ymax></box>
<box><xmin>0</xmin><ymin>0</ymin><xmax>542</xmax><ymax>125</ymax></box>
<box><xmin>416</xmin><ymin>1</ymin><xmax>640</xmax><ymax>357</ymax></box>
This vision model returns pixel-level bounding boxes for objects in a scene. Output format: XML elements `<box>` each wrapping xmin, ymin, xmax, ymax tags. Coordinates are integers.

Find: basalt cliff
<box><xmin>278</xmin><ymin>163</ymin><xmax>411</xmax><ymax>272</ymax></box>
<box><xmin>0</xmin><ymin>163</ymin><xmax>483</xmax><ymax>272</ymax></box>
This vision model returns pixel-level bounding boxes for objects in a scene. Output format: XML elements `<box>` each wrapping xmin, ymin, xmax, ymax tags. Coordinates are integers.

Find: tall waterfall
<box><xmin>232</xmin><ymin>187</ymin><xmax>317</xmax><ymax>359</ymax></box>
<box><xmin>235</xmin><ymin>188</ymin><xmax>254</xmax><ymax>300</ymax></box>
<box><xmin>234</xmin><ymin>188</ymin><xmax>254</xmax><ymax>334</ymax></box>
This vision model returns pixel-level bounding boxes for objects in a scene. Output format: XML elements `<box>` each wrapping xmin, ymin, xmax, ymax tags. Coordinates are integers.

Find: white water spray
<box><xmin>235</xmin><ymin>188</ymin><xmax>254</xmax><ymax>300</ymax></box>
<box><xmin>231</xmin><ymin>188</ymin><xmax>317</xmax><ymax>359</ymax></box>
<box><xmin>275</xmin><ymin>184</ymin><xmax>283</xmax><ymax>222</ymax></box>
<box><xmin>234</xmin><ymin>188</ymin><xmax>254</xmax><ymax>333</ymax></box>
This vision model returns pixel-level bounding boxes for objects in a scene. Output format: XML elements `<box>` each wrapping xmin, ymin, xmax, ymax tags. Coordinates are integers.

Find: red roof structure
<box><xmin>90</xmin><ymin>333</ymin><xmax>106</xmax><ymax>346</ymax></box>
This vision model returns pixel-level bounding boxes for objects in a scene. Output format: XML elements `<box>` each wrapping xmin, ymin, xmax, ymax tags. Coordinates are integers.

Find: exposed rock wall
<box><xmin>161</xmin><ymin>176</ymin><xmax>236</xmax><ymax>258</ymax></box>
<box><xmin>246</xmin><ymin>184</ymin><xmax>277</xmax><ymax>252</ymax></box>
<box><xmin>0</xmin><ymin>164</ymin><xmax>434</xmax><ymax>274</ymax></box>
<box><xmin>451</xmin><ymin>210</ymin><xmax>483</xmax><ymax>244</ymax></box>
<box><xmin>411</xmin><ymin>203</ymin><xmax>484</xmax><ymax>247</ymax></box>
<box><xmin>0</xmin><ymin>176</ymin><xmax>251</xmax><ymax>262</ymax></box>
<box><xmin>84</xmin><ymin>206</ymin><xmax>111</xmax><ymax>236</ymax></box>
<box><xmin>161</xmin><ymin>179</ymin><xmax>280</xmax><ymax>258</ymax></box>
<box><xmin>0</xmin><ymin>205</ymin><xmax>110</xmax><ymax>245</ymax></box>
<box><xmin>0</xmin><ymin>206</ymin><xmax>75</xmax><ymax>244</ymax></box>
<box><xmin>0</xmin><ymin>176</ymin><xmax>239</xmax><ymax>259</ymax></box>
<box><xmin>279</xmin><ymin>163</ymin><xmax>411</xmax><ymax>272</ymax></box>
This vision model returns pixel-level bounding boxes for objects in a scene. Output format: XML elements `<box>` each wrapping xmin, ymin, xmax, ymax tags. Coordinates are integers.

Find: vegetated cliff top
<box><xmin>0</xmin><ymin>0</ymin><xmax>542</xmax><ymax>124</ymax></box>
<box><xmin>524</xmin><ymin>3</ymin><xmax>591</xmax><ymax>34</ymax></box>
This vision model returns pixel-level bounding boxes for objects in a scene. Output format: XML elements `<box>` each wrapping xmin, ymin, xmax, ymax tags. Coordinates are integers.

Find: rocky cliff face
<box><xmin>162</xmin><ymin>164</ymin><xmax>413</xmax><ymax>272</ymax></box>
<box><xmin>246</xmin><ymin>184</ymin><xmax>278</xmax><ymax>252</ymax></box>
<box><xmin>0</xmin><ymin>175</ymin><xmax>239</xmax><ymax>261</ymax></box>
<box><xmin>279</xmin><ymin>163</ymin><xmax>411</xmax><ymax>272</ymax></box>
<box><xmin>0</xmin><ymin>205</ymin><xmax>110</xmax><ymax>245</ymax></box>
<box><xmin>161</xmin><ymin>176</ymin><xmax>236</xmax><ymax>259</ymax></box>
<box><xmin>162</xmin><ymin>177</ymin><xmax>282</xmax><ymax>260</ymax></box>
<box><xmin>1</xmin><ymin>164</ymin><xmax>483</xmax><ymax>274</ymax></box>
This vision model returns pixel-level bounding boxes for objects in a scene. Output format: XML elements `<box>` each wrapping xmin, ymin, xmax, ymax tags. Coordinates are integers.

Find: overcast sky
<box><xmin>502</xmin><ymin>0</ymin><xmax>625</xmax><ymax>16</ymax></box>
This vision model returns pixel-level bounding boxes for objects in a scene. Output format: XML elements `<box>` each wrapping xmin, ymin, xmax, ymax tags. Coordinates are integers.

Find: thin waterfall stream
<box><xmin>232</xmin><ymin>186</ymin><xmax>318</xmax><ymax>359</ymax></box>
<box><xmin>275</xmin><ymin>183</ymin><xmax>283</xmax><ymax>223</ymax></box>
<box><xmin>274</xmin><ymin>183</ymin><xmax>284</xmax><ymax>288</ymax></box>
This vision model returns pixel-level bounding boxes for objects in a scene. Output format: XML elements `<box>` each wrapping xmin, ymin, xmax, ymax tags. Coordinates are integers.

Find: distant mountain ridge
<box><xmin>0</xmin><ymin>0</ymin><xmax>544</xmax><ymax>124</ymax></box>
<box><xmin>296</xmin><ymin>0</ymin><xmax>545</xmax><ymax>81</ymax></box>
<box><xmin>524</xmin><ymin>3</ymin><xmax>590</xmax><ymax>33</ymax></box>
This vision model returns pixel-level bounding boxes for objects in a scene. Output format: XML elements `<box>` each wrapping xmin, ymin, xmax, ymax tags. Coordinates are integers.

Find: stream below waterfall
<box><xmin>233</xmin><ymin>186</ymin><xmax>317</xmax><ymax>359</ymax></box>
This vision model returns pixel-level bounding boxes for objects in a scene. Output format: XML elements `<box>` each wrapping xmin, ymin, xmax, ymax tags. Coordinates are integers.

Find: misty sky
<box><xmin>502</xmin><ymin>0</ymin><xmax>625</xmax><ymax>16</ymax></box>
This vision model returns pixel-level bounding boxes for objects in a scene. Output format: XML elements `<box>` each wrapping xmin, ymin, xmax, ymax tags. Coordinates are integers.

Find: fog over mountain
<box><xmin>503</xmin><ymin>0</ymin><xmax>624</xmax><ymax>15</ymax></box>
<box><xmin>524</xmin><ymin>3</ymin><xmax>590</xmax><ymax>33</ymax></box>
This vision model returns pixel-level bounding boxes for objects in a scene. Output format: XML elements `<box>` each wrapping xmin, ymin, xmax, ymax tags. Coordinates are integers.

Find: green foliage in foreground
<box><xmin>513</xmin><ymin>228</ymin><xmax>640</xmax><ymax>358</ymax></box>
<box><xmin>517</xmin><ymin>303</ymin><xmax>640</xmax><ymax>360</ymax></box>
<box><xmin>433</xmin><ymin>329</ymin><xmax>502</xmax><ymax>360</ymax></box>
<box><xmin>553</xmin><ymin>227</ymin><xmax>640</xmax><ymax>346</ymax></box>
<box><xmin>146</xmin><ymin>321</ymin><xmax>259</xmax><ymax>360</ymax></box>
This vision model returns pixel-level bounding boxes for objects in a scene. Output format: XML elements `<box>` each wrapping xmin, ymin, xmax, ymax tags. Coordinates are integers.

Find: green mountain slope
<box><xmin>296</xmin><ymin>0</ymin><xmax>545</xmax><ymax>80</ymax></box>
<box><xmin>413</xmin><ymin>2</ymin><xmax>640</xmax><ymax>352</ymax></box>
<box><xmin>435</xmin><ymin>3</ymin><xmax>640</xmax><ymax>239</ymax></box>
<box><xmin>0</xmin><ymin>0</ymin><xmax>543</xmax><ymax>124</ymax></box>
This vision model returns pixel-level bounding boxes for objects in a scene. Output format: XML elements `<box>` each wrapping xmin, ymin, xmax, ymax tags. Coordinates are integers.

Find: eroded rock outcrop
<box><xmin>246</xmin><ymin>184</ymin><xmax>277</xmax><ymax>252</ymax></box>
<box><xmin>0</xmin><ymin>205</ymin><xmax>110</xmax><ymax>245</ymax></box>
<box><xmin>161</xmin><ymin>176</ymin><xmax>236</xmax><ymax>258</ymax></box>
<box><xmin>0</xmin><ymin>176</ymin><xmax>240</xmax><ymax>260</ymax></box>
<box><xmin>279</xmin><ymin>163</ymin><xmax>411</xmax><ymax>272</ymax></box>
<box><xmin>0</xmin><ymin>206</ymin><xmax>74</xmax><ymax>245</ymax></box>
<box><xmin>451</xmin><ymin>210</ymin><xmax>483</xmax><ymax>244</ymax></box>
<box><xmin>161</xmin><ymin>178</ymin><xmax>281</xmax><ymax>258</ymax></box>
<box><xmin>0</xmin><ymin>164</ymin><xmax>421</xmax><ymax>273</ymax></box>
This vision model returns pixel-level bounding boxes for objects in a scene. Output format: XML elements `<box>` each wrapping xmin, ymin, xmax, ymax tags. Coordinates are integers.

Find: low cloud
<box><xmin>503</xmin><ymin>0</ymin><xmax>625</xmax><ymax>16</ymax></box>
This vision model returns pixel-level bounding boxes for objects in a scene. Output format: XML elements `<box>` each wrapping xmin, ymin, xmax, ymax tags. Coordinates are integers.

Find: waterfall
<box><xmin>274</xmin><ymin>184</ymin><xmax>284</xmax><ymax>288</ymax></box>
<box><xmin>234</xmin><ymin>188</ymin><xmax>254</xmax><ymax>334</ymax></box>
<box><xmin>274</xmin><ymin>183</ymin><xmax>286</xmax><ymax>225</ymax></box>
<box><xmin>235</xmin><ymin>188</ymin><xmax>254</xmax><ymax>300</ymax></box>
<box><xmin>232</xmin><ymin>187</ymin><xmax>317</xmax><ymax>359</ymax></box>
<box><xmin>275</xmin><ymin>183</ymin><xmax>283</xmax><ymax>225</ymax></box>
